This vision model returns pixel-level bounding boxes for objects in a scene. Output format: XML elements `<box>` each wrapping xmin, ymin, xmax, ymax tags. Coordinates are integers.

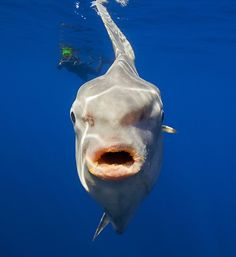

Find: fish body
<box><xmin>70</xmin><ymin>0</ymin><xmax>175</xmax><ymax>237</ymax></box>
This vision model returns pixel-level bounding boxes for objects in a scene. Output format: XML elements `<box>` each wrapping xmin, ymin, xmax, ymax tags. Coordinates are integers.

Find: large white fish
<box><xmin>70</xmin><ymin>0</ymin><xmax>176</xmax><ymax>239</ymax></box>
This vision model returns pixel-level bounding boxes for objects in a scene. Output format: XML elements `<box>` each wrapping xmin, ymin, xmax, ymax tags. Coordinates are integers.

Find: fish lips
<box><xmin>86</xmin><ymin>145</ymin><xmax>145</xmax><ymax>181</ymax></box>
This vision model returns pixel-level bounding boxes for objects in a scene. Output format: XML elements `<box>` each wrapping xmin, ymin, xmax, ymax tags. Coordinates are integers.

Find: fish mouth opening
<box><xmin>97</xmin><ymin>151</ymin><xmax>134</xmax><ymax>166</ymax></box>
<box><xmin>87</xmin><ymin>146</ymin><xmax>143</xmax><ymax>181</ymax></box>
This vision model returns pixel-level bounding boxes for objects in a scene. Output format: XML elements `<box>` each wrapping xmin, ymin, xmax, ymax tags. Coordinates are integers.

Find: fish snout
<box><xmin>86</xmin><ymin>146</ymin><xmax>144</xmax><ymax>181</ymax></box>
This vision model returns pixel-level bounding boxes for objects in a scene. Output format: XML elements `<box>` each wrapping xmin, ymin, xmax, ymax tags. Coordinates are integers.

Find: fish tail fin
<box><xmin>92</xmin><ymin>212</ymin><xmax>110</xmax><ymax>241</ymax></box>
<box><xmin>91</xmin><ymin>0</ymin><xmax>135</xmax><ymax>62</ymax></box>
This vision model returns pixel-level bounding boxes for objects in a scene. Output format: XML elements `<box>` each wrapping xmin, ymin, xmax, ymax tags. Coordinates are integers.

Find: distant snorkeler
<box><xmin>57</xmin><ymin>46</ymin><xmax>106</xmax><ymax>81</ymax></box>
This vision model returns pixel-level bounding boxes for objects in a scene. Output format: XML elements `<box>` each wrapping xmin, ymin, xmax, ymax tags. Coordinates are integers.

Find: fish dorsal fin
<box><xmin>91</xmin><ymin>0</ymin><xmax>135</xmax><ymax>63</ymax></box>
<box><xmin>93</xmin><ymin>212</ymin><xmax>110</xmax><ymax>241</ymax></box>
<box><xmin>162</xmin><ymin>125</ymin><xmax>177</xmax><ymax>134</ymax></box>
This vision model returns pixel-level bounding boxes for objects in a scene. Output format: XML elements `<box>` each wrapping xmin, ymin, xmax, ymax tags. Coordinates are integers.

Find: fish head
<box><xmin>70</xmin><ymin>58</ymin><xmax>164</xmax><ymax>233</ymax></box>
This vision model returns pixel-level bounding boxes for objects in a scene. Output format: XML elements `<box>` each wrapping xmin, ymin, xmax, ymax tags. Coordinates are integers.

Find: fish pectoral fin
<box><xmin>93</xmin><ymin>212</ymin><xmax>110</xmax><ymax>241</ymax></box>
<box><xmin>162</xmin><ymin>125</ymin><xmax>177</xmax><ymax>134</ymax></box>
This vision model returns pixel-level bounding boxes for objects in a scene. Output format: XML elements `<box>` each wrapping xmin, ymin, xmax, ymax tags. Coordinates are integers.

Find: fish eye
<box><xmin>161</xmin><ymin>111</ymin><xmax>164</xmax><ymax>122</ymax></box>
<box><xmin>70</xmin><ymin>111</ymin><xmax>76</xmax><ymax>123</ymax></box>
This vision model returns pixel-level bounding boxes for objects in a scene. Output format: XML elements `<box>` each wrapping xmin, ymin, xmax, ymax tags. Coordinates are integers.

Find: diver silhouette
<box><xmin>57</xmin><ymin>46</ymin><xmax>105</xmax><ymax>81</ymax></box>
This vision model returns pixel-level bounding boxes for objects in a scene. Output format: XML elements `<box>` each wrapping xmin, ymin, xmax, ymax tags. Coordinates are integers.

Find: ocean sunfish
<box><xmin>70</xmin><ymin>0</ymin><xmax>176</xmax><ymax>239</ymax></box>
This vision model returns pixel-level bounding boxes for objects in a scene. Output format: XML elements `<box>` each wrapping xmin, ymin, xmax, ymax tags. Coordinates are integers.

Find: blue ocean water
<box><xmin>0</xmin><ymin>0</ymin><xmax>236</xmax><ymax>256</ymax></box>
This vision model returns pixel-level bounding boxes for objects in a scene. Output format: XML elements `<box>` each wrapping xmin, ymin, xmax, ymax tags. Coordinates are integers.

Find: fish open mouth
<box><xmin>98</xmin><ymin>151</ymin><xmax>134</xmax><ymax>166</ymax></box>
<box><xmin>86</xmin><ymin>146</ymin><xmax>143</xmax><ymax>181</ymax></box>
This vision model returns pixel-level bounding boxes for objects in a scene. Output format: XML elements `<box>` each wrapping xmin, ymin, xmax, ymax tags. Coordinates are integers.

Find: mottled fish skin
<box><xmin>70</xmin><ymin>0</ymin><xmax>164</xmax><ymax>234</ymax></box>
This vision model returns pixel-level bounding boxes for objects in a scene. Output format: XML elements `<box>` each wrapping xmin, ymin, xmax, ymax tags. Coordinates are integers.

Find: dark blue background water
<box><xmin>1</xmin><ymin>0</ymin><xmax>236</xmax><ymax>256</ymax></box>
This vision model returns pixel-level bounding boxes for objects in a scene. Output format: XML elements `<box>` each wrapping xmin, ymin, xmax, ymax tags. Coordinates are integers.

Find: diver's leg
<box><xmin>57</xmin><ymin>59</ymin><xmax>66</xmax><ymax>70</ymax></box>
<box><xmin>94</xmin><ymin>57</ymin><xmax>103</xmax><ymax>73</ymax></box>
<box><xmin>87</xmin><ymin>57</ymin><xmax>103</xmax><ymax>75</ymax></box>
